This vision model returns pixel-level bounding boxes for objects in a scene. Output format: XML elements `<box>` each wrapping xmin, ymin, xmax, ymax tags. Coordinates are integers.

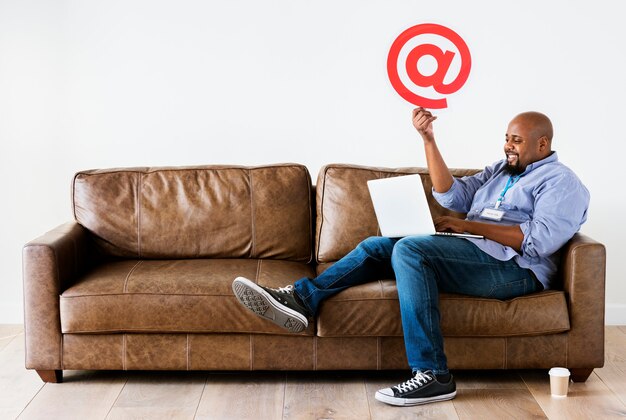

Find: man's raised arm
<box><xmin>412</xmin><ymin>108</ymin><xmax>454</xmax><ymax>193</ymax></box>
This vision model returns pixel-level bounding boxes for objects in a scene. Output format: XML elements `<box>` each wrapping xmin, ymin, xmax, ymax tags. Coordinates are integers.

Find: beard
<box><xmin>504</xmin><ymin>162</ymin><xmax>525</xmax><ymax>175</ymax></box>
<box><xmin>504</xmin><ymin>155</ymin><xmax>526</xmax><ymax>176</ymax></box>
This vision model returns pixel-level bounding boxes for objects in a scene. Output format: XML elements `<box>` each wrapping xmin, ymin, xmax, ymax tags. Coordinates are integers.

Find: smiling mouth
<box><xmin>506</xmin><ymin>154</ymin><xmax>518</xmax><ymax>164</ymax></box>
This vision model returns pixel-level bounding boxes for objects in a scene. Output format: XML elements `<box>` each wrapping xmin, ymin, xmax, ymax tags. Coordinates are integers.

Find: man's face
<box><xmin>504</xmin><ymin>117</ymin><xmax>545</xmax><ymax>175</ymax></box>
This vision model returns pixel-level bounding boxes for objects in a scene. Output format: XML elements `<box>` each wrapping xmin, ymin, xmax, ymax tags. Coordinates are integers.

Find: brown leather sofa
<box><xmin>23</xmin><ymin>163</ymin><xmax>605</xmax><ymax>383</ymax></box>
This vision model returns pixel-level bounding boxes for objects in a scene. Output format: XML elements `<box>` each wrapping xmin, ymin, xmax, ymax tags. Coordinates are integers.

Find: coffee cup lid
<box><xmin>549</xmin><ymin>367</ymin><xmax>570</xmax><ymax>376</ymax></box>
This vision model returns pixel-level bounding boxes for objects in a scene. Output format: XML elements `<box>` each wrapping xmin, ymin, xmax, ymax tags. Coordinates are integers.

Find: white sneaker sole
<box><xmin>374</xmin><ymin>389</ymin><xmax>456</xmax><ymax>406</ymax></box>
<box><xmin>232</xmin><ymin>277</ymin><xmax>308</xmax><ymax>333</ymax></box>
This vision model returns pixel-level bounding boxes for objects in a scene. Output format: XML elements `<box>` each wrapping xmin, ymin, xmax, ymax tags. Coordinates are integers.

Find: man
<box><xmin>231</xmin><ymin>108</ymin><xmax>590</xmax><ymax>406</ymax></box>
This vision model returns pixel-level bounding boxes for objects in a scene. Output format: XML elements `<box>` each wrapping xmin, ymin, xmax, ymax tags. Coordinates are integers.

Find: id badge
<box><xmin>480</xmin><ymin>207</ymin><xmax>505</xmax><ymax>221</ymax></box>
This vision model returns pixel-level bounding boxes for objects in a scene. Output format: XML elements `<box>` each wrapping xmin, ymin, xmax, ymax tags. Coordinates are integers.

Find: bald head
<box><xmin>512</xmin><ymin>111</ymin><xmax>553</xmax><ymax>142</ymax></box>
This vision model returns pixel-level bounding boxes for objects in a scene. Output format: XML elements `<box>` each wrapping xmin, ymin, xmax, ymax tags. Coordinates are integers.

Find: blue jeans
<box><xmin>293</xmin><ymin>236</ymin><xmax>542</xmax><ymax>375</ymax></box>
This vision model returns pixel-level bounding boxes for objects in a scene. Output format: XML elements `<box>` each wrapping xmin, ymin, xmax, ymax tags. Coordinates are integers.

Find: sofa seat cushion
<box><xmin>60</xmin><ymin>258</ymin><xmax>316</xmax><ymax>336</ymax></box>
<box><xmin>316</xmin><ymin>279</ymin><xmax>570</xmax><ymax>338</ymax></box>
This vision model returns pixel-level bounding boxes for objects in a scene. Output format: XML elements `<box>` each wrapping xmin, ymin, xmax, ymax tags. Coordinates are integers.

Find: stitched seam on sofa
<box><xmin>60</xmin><ymin>292</ymin><xmax>256</xmax><ymax>298</ymax></box>
<box><xmin>250</xmin><ymin>335</ymin><xmax>254</xmax><ymax>370</ymax></box>
<box><xmin>61</xmin><ymin>328</ymin><xmax>260</xmax><ymax>333</ymax></box>
<box><xmin>61</xmin><ymin>329</ymin><xmax>314</xmax><ymax>334</ymax></box>
<box><xmin>324</xmin><ymin>296</ymin><xmax>563</xmax><ymax>303</ymax></box>
<box><xmin>249</xmin><ymin>169</ymin><xmax>256</xmax><ymax>258</ymax></box>
<box><xmin>439</xmin><ymin>328</ymin><xmax>571</xmax><ymax>337</ymax></box>
<box><xmin>316</xmin><ymin>328</ymin><xmax>570</xmax><ymax>338</ymax></box>
<box><xmin>313</xmin><ymin>336</ymin><xmax>317</xmax><ymax>370</ymax></box>
<box><xmin>72</xmin><ymin>230</ymin><xmax>79</xmax><ymax>280</ymax></box>
<box><xmin>311</xmin><ymin>290</ymin><xmax>563</xmax><ymax>303</ymax></box>
<box><xmin>32</xmin><ymin>245</ymin><xmax>63</xmax><ymax>370</ymax></box>
<box><xmin>376</xmin><ymin>280</ymin><xmax>384</xmax><ymax>298</ymax></box>
<box><xmin>48</xmin><ymin>245</ymin><xmax>63</xmax><ymax>369</ymax></box>
<box><xmin>73</xmin><ymin>164</ymin><xmax>307</xmax><ymax>176</ymax></box>
<box><xmin>305</xmin><ymin>167</ymin><xmax>314</xmax><ymax>264</ymax></box>
<box><xmin>503</xmin><ymin>338</ymin><xmax>507</xmax><ymax>368</ymax></box>
<box><xmin>430</xmin><ymin>291</ymin><xmax>564</xmax><ymax>303</ymax></box>
<box><xmin>122</xmin><ymin>260</ymin><xmax>144</xmax><ymax>293</ymax></box>
<box><xmin>255</xmin><ymin>259</ymin><xmax>261</xmax><ymax>284</ymax></box>
<box><xmin>320</xmin><ymin>164</ymin><xmax>477</xmax><ymax>176</ymax></box>
<box><xmin>315</xmin><ymin>332</ymin><xmax>569</xmax><ymax>338</ymax></box>
<box><xmin>325</xmin><ymin>165</ymin><xmax>420</xmax><ymax>176</ymax></box>
<box><xmin>74</xmin><ymin>169</ymin><xmax>148</xmax><ymax>176</ymax></box>
<box><xmin>61</xmin><ymin>329</ymin><xmax>318</xmax><ymax>338</ymax></box>
<box><xmin>322</xmin><ymin>297</ymin><xmax>403</xmax><ymax>302</ymax></box>
<box><xmin>72</xmin><ymin>173</ymin><xmax>79</xmax><ymax>221</ymax></box>
<box><xmin>377</xmin><ymin>337</ymin><xmax>381</xmax><ymax>370</ymax></box>
<box><xmin>60</xmin><ymin>334</ymin><xmax>64</xmax><ymax>370</ymax></box>
<box><xmin>137</xmin><ymin>172</ymin><xmax>142</xmax><ymax>258</ymax></box>
<box><xmin>315</xmin><ymin>165</ymin><xmax>329</xmax><ymax>263</ymax></box>
<box><xmin>316</xmin><ymin>333</ymin><xmax>403</xmax><ymax>338</ymax></box>
<box><xmin>165</xmin><ymin>163</ymin><xmax>307</xmax><ymax>172</ymax></box>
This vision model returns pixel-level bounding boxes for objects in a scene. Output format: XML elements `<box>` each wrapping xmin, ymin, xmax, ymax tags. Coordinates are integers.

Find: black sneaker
<box><xmin>375</xmin><ymin>370</ymin><xmax>456</xmax><ymax>406</ymax></box>
<box><xmin>232</xmin><ymin>277</ymin><xmax>310</xmax><ymax>333</ymax></box>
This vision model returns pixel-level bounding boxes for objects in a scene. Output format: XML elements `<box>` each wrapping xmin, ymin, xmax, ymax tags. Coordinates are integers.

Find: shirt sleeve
<box><xmin>432</xmin><ymin>163</ymin><xmax>497</xmax><ymax>213</ymax></box>
<box><xmin>519</xmin><ymin>171</ymin><xmax>590</xmax><ymax>258</ymax></box>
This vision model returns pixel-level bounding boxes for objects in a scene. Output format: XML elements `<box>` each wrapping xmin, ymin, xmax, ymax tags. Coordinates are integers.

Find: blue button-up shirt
<box><xmin>432</xmin><ymin>152</ymin><xmax>589</xmax><ymax>289</ymax></box>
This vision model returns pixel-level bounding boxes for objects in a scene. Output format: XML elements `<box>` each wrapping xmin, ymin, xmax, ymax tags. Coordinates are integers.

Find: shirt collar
<box><xmin>521</xmin><ymin>151</ymin><xmax>558</xmax><ymax>175</ymax></box>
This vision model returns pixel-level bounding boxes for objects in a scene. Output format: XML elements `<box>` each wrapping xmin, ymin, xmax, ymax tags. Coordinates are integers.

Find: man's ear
<box><xmin>538</xmin><ymin>136</ymin><xmax>549</xmax><ymax>151</ymax></box>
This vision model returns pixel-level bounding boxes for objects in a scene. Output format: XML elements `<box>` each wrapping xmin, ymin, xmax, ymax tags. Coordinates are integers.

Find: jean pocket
<box><xmin>487</xmin><ymin>279</ymin><xmax>528</xmax><ymax>300</ymax></box>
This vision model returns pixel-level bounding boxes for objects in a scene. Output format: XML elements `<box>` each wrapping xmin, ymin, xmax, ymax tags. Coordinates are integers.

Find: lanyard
<box><xmin>494</xmin><ymin>175</ymin><xmax>520</xmax><ymax>209</ymax></box>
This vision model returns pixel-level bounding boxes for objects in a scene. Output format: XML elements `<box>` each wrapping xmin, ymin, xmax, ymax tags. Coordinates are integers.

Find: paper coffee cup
<box><xmin>549</xmin><ymin>367</ymin><xmax>571</xmax><ymax>397</ymax></box>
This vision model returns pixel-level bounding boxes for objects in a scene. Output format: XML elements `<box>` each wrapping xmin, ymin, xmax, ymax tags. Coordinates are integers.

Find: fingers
<box><xmin>412</xmin><ymin>107</ymin><xmax>435</xmax><ymax>120</ymax></box>
<box><xmin>412</xmin><ymin>107</ymin><xmax>437</xmax><ymax>130</ymax></box>
<box><xmin>434</xmin><ymin>216</ymin><xmax>448</xmax><ymax>230</ymax></box>
<box><xmin>434</xmin><ymin>216</ymin><xmax>461</xmax><ymax>233</ymax></box>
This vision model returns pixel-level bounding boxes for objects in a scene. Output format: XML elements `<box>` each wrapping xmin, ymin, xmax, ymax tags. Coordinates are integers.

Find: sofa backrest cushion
<box><xmin>73</xmin><ymin>164</ymin><xmax>313</xmax><ymax>262</ymax></box>
<box><xmin>315</xmin><ymin>164</ymin><xmax>479</xmax><ymax>263</ymax></box>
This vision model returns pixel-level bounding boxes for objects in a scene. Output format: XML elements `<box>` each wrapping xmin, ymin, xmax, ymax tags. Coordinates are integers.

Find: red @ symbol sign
<box><xmin>387</xmin><ymin>23</ymin><xmax>471</xmax><ymax>109</ymax></box>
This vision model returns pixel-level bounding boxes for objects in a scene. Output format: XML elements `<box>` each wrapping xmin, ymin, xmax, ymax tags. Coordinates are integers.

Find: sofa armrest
<box><xmin>560</xmin><ymin>232</ymin><xmax>606</xmax><ymax>368</ymax></box>
<box><xmin>22</xmin><ymin>222</ymin><xmax>93</xmax><ymax>370</ymax></box>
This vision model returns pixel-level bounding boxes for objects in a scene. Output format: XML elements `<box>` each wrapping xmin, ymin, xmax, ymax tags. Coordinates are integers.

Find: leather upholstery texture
<box><xmin>60</xmin><ymin>258</ymin><xmax>316</xmax><ymax>335</ymax></box>
<box><xmin>58</xmin><ymin>333</ymin><xmax>573</xmax><ymax>371</ymax></box>
<box><xmin>72</xmin><ymin>164</ymin><xmax>313</xmax><ymax>262</ymax></box>
<box><xmin>23</xmin><ymin>163</ymin><xmax>606</xmax><ymax>378</ymax></box>
<box><xmin>317</xmin><ymin>281</ymin><xmax>570</xmax><ymax>337</ymax></box>
<box><xmin>315</xmin><ymin>164</ymin><xmax>472</xmax><ymax>263</ymax></box>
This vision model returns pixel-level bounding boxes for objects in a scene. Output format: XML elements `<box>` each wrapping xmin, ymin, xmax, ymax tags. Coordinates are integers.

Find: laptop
<box><xmin>367</xmin><ymin>174</ymin><xmax>484</xmax><ymax>239</ymax></box>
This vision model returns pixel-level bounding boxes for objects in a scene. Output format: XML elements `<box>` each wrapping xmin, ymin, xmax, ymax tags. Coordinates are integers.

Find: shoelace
<box><xmin>394</xmin><ymin>371</ymin><xmax>433</xmax><ymax>393</ymax></box>
<box><xmin>271</xmin><ymin>285</ymin><xmax>294</xmax><ymax>294</ymax></box>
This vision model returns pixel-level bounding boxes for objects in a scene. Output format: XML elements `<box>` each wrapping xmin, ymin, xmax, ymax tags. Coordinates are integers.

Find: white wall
<box><xmin>1</xmin><ymin>0</ymin><xmax>624</xmax><ymax>323</ymax></box>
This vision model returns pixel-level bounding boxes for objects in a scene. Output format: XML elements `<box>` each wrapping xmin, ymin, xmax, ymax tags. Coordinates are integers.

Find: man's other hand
<box><xmin>434</xmin><ymin>216</ymin><xmax>525</xmax><ymax>251</ymax></box>
<box><xmin>412</xmin><ymin>107</ymin><xmax>437</xmax><ymax>143</ymax></box>
<box><xmin>434</xmin><ymin>216</ymin><xmax>466</xmax><ymax>234</ymax></box>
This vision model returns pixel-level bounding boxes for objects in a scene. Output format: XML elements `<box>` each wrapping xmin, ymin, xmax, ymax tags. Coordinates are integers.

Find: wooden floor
<box><xmin>2</xmin><ymin>326</ymin><xmax>625</xmax><ymax>419</ymax></box>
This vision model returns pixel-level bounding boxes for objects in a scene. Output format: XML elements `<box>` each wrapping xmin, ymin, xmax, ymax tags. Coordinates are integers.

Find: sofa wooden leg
<box><xmin>570</xmin><ymin>368</ymin><xmax>593</xmax><ymax>382</ymax></box>
<box><xmin>36</xmin><ymin>370</ymin><xmax>63</xmax><ymax>383</ymax></box>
